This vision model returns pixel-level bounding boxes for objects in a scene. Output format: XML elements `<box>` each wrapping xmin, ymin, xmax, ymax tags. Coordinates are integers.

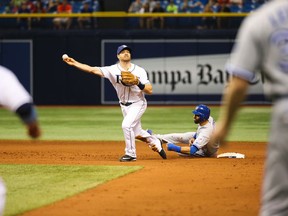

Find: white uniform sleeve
<box><xmin>137</xmin><ymin>66</ymin><xmax>150</xmax><ymax>85</ymax></box>
<box><xmin>0</xmin><ymin>66</ymin><xmax>32</xmax><ymax>111</ymax></box>
<box><xmin>99</xmin><ymin>66</ymin><xmax>113</xmax><ymax>80</ymax></box>
<box><xmin>98</xmin><ymin>65</ymin><xmax>120</xmax><ymax>86</ymax></box>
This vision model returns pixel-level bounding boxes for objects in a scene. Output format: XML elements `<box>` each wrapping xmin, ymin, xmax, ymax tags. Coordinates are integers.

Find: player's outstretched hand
<box><xmin>62</xmin><ymin>54</ymin><xmax>76</xmax><ymax>66</ymax></box>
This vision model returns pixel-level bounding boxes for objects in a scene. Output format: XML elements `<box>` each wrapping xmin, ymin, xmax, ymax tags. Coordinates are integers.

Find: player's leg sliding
<box><xmin>167</xmin><ymin>143</ymin><xmax>181</xmax><ymax>152</ymax></box>
<box><xmin>136</xmin><ymin>130</ymin><xmax>167</xmax><ymax>159</ymax></box>
<box><xmin>167</xmin><ymin>143</ymin><xmax>199</xmax><ymax>156</ymax></box>
<box><xmin>147</xmin><ymin>136</ymin><xmax>167</xmax><ymax>159</ymax></box>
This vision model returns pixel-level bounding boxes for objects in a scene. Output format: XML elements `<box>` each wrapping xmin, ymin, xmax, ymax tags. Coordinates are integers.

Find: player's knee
<box><xmin>121</xmin><ymin>122</ymin><xmax>130</xmax><ymax>131</ymax></box>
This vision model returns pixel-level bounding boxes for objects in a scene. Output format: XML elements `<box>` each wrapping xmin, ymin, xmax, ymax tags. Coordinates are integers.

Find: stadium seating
<box><xmin>0</xmin><ymin>0</ymin><xmax>266</xmax><ymax>30</ymax></box>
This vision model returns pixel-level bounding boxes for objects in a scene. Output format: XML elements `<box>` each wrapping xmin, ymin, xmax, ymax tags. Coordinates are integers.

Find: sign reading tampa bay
<box><xmin>101</xmin><ymin>39</ymin><xmax>266</xmax><ymax>105</ymax></box>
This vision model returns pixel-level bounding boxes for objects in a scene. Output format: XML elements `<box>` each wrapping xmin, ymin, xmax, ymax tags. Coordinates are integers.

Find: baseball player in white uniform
<box><xmin>0</xmin><ymin>65</ymin><xmax>41</xmax><ymax>139</ymax></box>
<box><xmin>62</xmin><ymin>45</ymin><xmax>166</xmax><ymax>161</ymax></box>
<box><xmin>152</xmin><ymin>104</ymin><xmax>219</xmax><ymax>157</ymax></box>
<box><xmin>211</xmin><ymin>0</ymin><xmax>288</xmax><ymax>215</ymax></box>
<box><xmin>0</xmin><ymin>64</ymin><xmax>41</xmax><ymax>216</ymax></box>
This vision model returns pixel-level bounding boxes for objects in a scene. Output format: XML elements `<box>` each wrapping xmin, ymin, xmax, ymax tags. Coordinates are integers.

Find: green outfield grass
<box><xmin>0</xmin><ymin>164</ymin><xmax>142</xmax><ymax>216</ymax></box>
<box><xmin>0</xmin><ymin>106</ymin><xmax>271</xmax><ymax>141</ymax></box>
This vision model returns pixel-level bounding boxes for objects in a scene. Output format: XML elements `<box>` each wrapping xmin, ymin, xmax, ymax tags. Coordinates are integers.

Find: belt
<box><xmin>120</xmin><ymin>102</ymin><xmax>133</xmax><ymax>106</ymax></box>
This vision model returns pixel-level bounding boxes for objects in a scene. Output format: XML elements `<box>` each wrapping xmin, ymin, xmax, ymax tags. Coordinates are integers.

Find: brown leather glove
<box><xmin>121</xmin><ymin>71</ymin><xmax>139</xmax><ymax>86</ymax></box>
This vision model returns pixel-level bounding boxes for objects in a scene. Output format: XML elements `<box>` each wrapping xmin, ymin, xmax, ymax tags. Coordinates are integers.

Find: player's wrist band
<box><xmin>15</xmin><ymin>103</ymin><xmax>37</xmax><ymax>124</ymax></box>
<box><xmin>190</xmin><ymin>145</ymin><xmax>199</xmax><ymax>155</ymax></box>
<box><xmin>137</xmin><ymin>82</ymin><xmax>145</xmax><ymax>90</ymax></box>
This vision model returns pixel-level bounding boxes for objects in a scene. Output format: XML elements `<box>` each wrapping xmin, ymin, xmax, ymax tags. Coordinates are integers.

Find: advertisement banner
<box><xmin>101</xmin><ymin>39</ymin><xmax>266</xmax><ymax>104</ymax></box>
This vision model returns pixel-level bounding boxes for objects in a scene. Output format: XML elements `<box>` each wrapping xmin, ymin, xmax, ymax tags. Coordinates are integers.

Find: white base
<box><xmin>217</xmin><ymin>152</ymin><xmax>245</xmax><ymax>159</ymax></box>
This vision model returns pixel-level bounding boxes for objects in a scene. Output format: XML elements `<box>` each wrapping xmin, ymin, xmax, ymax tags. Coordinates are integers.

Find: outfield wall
<box><xmin>0</xmin><ymin>29</ymin><xmax>268</xmax><ymax>105</ymax></box>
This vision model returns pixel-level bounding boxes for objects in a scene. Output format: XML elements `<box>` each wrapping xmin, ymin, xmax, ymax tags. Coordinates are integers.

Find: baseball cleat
<box><xmin>150</xmin><ymin>142</ymin><xmax>167</xmax><ymax>159</ymax></box>
<box><xmin>158</xmin><ymin>149</ymin><xmax>167</xmax><ymax>159</ymax></box>
<box><xmin>119</xmin><ymin>155</ymin><xmax>136</xmax><ymax>162</ymax></box>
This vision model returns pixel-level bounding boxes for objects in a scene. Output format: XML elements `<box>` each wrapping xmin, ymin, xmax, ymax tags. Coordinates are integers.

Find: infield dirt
<box><xmin>0</xmin><ymin>140</ymin><xmax>266</xmax><ymax>216</ymax></box>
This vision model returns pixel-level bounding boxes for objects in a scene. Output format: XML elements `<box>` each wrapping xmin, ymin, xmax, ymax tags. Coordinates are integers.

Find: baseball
<box><xmin>62</xmin><ymin>54</ymin><xmax>69</xmax><ymax>60</ymax></box>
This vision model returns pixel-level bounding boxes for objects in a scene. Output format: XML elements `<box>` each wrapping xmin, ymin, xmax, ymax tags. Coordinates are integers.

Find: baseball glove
<box><xmin>121</xmin><ymin>71</ymin><xmax>139</xmax><ymax>86</ymax></box>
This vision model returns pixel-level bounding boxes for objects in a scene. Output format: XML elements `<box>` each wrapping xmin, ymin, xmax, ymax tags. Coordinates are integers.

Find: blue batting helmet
<box><xmin>192</xmin><ymin>104</ymin><xmax>210</xmax><ymax>122</ymax></box>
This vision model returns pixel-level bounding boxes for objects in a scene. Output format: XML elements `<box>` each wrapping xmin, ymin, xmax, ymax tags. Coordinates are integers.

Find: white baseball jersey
<box><xmin>98</xmin><ymin>63</ymin><xmax>150</xmax><ymax>104</ymax></box>
<box><xmin>226</xmin><ymin>1</ymin><xmax>288</xmax><ymax>215</ymax></box>
<box><xmin>97</xmin><ymin>63</ymin><xmax>161</xmax><ymax>158</ymax></box>
<box><xmin>193</xmin><ymin>116</ymin><xmax>218</xmax><ymax>150</ymax></box>
<box><xmin>0</xmin><ymin>65</ymin><xmax>32</xmax><ymax>111</ymax></box>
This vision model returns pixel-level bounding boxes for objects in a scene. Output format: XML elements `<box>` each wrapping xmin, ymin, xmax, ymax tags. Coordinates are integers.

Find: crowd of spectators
<box><xmin>0</xmin><ymin>0</ymin><xmax>99</xmax><ymax>30</ymax></box>
<box><xmin>0</xmin><ymin>0</ymin><xmax>267</xmax><ymax>30</ymax></box>
<box><xmin>128</xmin><ymin>0</ymin><xmax>267</xmax><ymax>29</ymax></box>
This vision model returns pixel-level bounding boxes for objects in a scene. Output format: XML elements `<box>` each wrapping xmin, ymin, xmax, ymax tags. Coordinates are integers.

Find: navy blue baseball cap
<box><xmin>117</xmin><ymin>45</ymin><xmax>131</xmax><ymax>55</ymax></box>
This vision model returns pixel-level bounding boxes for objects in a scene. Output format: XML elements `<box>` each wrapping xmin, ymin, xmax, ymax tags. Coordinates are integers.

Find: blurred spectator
<box><xmin>53</xmin><ymin>0</ymin><xmax>72</xmax><ymax>29</ymax></box>
<box><xmin>229</xmin><ymin>0</ymin><xmax>243</xmax><ymax>12</ymax></box>
<box><xmin>139</xmin><ymin>2</ymin><xmax>151</xmax><ymax>29</ymax></box>
<box><xmin>166</xmin><ymin>0</ymin><xmax>178</xmax><ymax>13</ymax></box>
<box><xmin>151</xmin><ymin>1</ymin><xmax>164</xmax><ymax>29</ymax></box>
<box><xmin>166</xmin><ymin>0</ymin><xmax>178</xmax><ymax>28</ymax></box>
<box><xmin>31</xmin><ymin>0</ymin><xmax>46</xmax><ymax>13</ymax></box>
<box><xmin>46</xmin><ymin>0</ymin><xmax>58</xmax><ymax>13</ymax></box>
<box><xmin>145</xmin><ymin>0</ymin><xmax>157</xmax><ymax>12</ymax></box>
<box><xmin>128</xmin><ymin>0</ymin><xmax>143</xmax><ymax>13</ymax></box>
<box><xmin>44</xmin><ymin>0</ymin><xmax>58</xmax><ymax>28</ymax></box>
<box><xmin>190</xmin><ymin>0</ymin><xmax>206</xmax><ymax>12</ymax></box>
<box><xmin>25</xmin><ymin>0</ymin><xmax>35</xmax><ymax>11</ymax></box>
<box><xmin>178</xmin><ymin>0</ymin><xmax>192</xmax><ymax>29</ymax></box>
<box><xmin>202</xmin><ymin>0</ymin><xmax>220</xmax><ymax>29</ymax></box>
<box><xmin>30</xmin><ymin>0</ymin><xmax>46</xmax><ymax>28</ymax></box>
<box><xmin>2</xmin><ymin>2</ymin><xmax>15</xmax><ymax>13</ymax></box>
<box><xmin>228</xmin><ymin>0</ymin><xmax>243</xmax><ymax>28</ymax></box>
<box><xmin>218</xmin><ymin>0</ymin><xmax>231</xmax><ymax>29</ymax></box>
<box><xmin>11</xmin><ymin>0</ymin><xmax>26</xmax><ymax>8</ymax></box>
<box><xmin>179</xmin><ymin>0</ymin><xmax>191</xmax><ymax>12</ymax></box>
<box><xmin>16</xmin><ymin>2</ymin><xmax>31</xmax><ymax>30</ymax></box>
<box><xmin>7</xmin><ymin>0</ymin><xmax>23</xmax><ymax>13</ymax></box>
<box><xmin>230</xmin><ymin>0</ymin><xmax>242</xmax><ymax>6</ymax></box>
<box><xmin>77</xmin><ymin>0</ymin><xmax>93</xmax><ymax>29</ymax></box>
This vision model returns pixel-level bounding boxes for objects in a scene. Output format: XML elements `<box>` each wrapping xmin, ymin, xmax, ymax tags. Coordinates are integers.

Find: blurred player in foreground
<box><xmin>62</xmin><ymin>45</ymin><xmax>166</xmax><ymax>162</ymax></box>
<box><xmin>150</xmin><ymin>104</ymin><xmax>219</xmax><ymax>157</ymax></box>
<box><xmin>0</xmin><ymin>64</ymin><xmax>41</xmax><ymax>216</ymax></box>
<box><xmin>0</xmin><ymin>65</ymin><xmax>41</xmax><ymax>139</ymax></box>
<box><xmin>211</xmin><ymin>0</ymin><xmax>288</xmax><ymax>215</ymax></box>
<box><xmin>0</xmin><ymin>178</ymin><xmax>5</xmax><ymax>216</ymax></box>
